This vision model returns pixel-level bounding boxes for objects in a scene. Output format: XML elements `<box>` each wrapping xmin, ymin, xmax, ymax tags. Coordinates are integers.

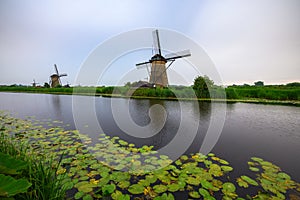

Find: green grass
<box><xmin>1</xmin><ymin>84</ymin><xmax>299</xmax><ymax>106</ymax></box>
<box><xmin>226</xmin><ymin>86</ymin><xmax>300</xmax><ymax>100</ymax></box>
<box><xmin>0</xmin><ymin>129</ymin><xmax>67</xmax><ymax>199</ymax></box>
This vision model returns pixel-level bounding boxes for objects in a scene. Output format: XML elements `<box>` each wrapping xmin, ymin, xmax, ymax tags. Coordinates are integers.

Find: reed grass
<box><xmin>0</xmin><ymin>132</ymin><xmax>67</xmax><ymax>200</ymax></box>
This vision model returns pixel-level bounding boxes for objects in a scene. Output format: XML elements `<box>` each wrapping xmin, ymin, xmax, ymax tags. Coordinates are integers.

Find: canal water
<box><xmin>0</xmin><ymin>92</ymin><xmax>299</xmax><ymax>182</ymax></box>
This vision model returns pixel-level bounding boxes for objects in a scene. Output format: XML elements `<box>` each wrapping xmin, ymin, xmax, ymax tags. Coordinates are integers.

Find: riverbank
<box><xmin>1</xmin><ymin>88</ymin><xmax>299</xmax><ymax>107</ymax></box>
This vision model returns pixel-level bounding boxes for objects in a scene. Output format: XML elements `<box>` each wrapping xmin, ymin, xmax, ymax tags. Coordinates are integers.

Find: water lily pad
<box><xmin>209</xmin><ymin>164</ymin><xmax>223</xmax><ymax>177</ymax></box>
<box><xmin>189</xmin><ymin>191</ymin><xmax>200</xmax><ymax>198</ymax></box>
<box><xmin>128</xmin><ymin>184</ymin><xmax>145</xmax><ymax>194</ymax></box>
<box><xmin>221</xmin><ymin>165</ymin><xmax>233</xmax><ymax>172</ymax></box>
<box><xmin>180</xmin><ymin>155</ymin><xmax>188</xmax><ymax>161</ymax></box>
<box><xmin>251</xmin><ymin>157</ymin><xmax>263</xmax><ymax>162</ymax></box>
<box><xmin>82</xmin><ymin>194</ymin><xmax>93</xmax><ymax>200</ymax></box>
<box><xmin>237</xmin><ymin>178</ymin><xmax>249</xmax><ymax>188</ymax></box>
<box><xmin>277</xmin><ymin>172</ymin><xmax>291</xmax><ymax>180</ymax></box>
<box><xmin>200</xmin><ymin>180</ymin><xmax>213</xmax><ymax>189</ymax></box>
<box><xmin>249</xmin><ymin>167</ymin><xmax>260</xmax><ymax>172</ymax></box>
<box><xmin>102</xmin><ymin>183</ymin><xmax>116</xmax><ymax>196</ymax></box>
<box><xmin>74</xmin><ymin>191</ymin><xmax>85</xmax><ymax>199</ymax></box>
<box><xmin>186</xmin><ymin>176</ymin><xmax>200</xmax><ymax>186</ymax></box>
<box><xmin>241</xmin><ymin>175</ymin><xmax>259</xmax><ymax>186</ymax></box>
<box><xmin>199</xmin><ymin>188</ymin><xmax>210</xmax><ymax>197</ymax></box>
<box><xmin>145</xmin><ymin>174</ymin><xmax>157</xmax><ymax>184</ymax></box>
<box><xmin>219</xmin><ymin>159</ymin><xmax>229</xmax><ymax>165</ymax></box>
<box><xmin>167</xmin><ymin>183</ymin><xmax>181</xmax><ymax>192</ymax></box>
<box><xmin>75</xmin><ymin>181</ymin><xmax>96</xmax><ymax>193</ymax></box>
<box><xmin>154</xmin><ymin>193</ymin><xmax>175</xmax><ymax>200</ymax></box>
<box><xmin>153</xmin><ymin>184</ymin><xmax>168</xmax><ymax>193</ymax></box>
<box><xmin>118</xmin><ymin>181</ymin><xmax>130</xmax><ymax>189</ymax></box>
<box><xmin>111</xmin><ymin>190</ymin><xmax>130</xmax><ymax>200</ymax></box>
<box><xmin>222</xmin><ymin>182</ymin><xmax>236</xmax><ymax>193</ymax></box>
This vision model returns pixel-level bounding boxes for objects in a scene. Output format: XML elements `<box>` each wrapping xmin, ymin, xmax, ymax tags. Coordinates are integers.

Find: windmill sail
<box><xmin>54</xmin><ymin>64</ymin><xmax>59</xmax><ymax>75</ymax></box>
<box><xmin>152</xmin><ymin>30</ymin><xmax>162</xmax><ymax>55</ymax></box>
<box><xmin>135</xmin><ymin>29</ymin><xmax>191</xmax><ymax>87</ymax></box>
<box><xmin>165</xmin><ymin>50</ymin><xmax>191</xmax><ymax>61</ymax></box>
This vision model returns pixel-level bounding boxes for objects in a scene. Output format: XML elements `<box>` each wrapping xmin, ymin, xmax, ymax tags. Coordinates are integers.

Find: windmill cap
<box><xmin>150</xmin><ymin>54</ymin><xmax>166</xmax><ymax>63</ymax></box>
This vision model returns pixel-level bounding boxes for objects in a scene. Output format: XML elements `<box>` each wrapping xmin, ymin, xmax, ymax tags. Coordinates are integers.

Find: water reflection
<box><xmin>51</xmin><ymin>95</ymin><xmax>62</xmax><ymax>118</ymax></box>
<box><xmin>0</xmin><ymin>92</ymin><xmax>299</xmax><ymax>180</ymax></box>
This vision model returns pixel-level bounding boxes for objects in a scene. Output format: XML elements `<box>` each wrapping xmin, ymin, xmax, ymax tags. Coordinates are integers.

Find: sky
<box><xmin>0</xmin><ymin>0</ymin><xmax>299</xmax><ymax>86</ymax></box>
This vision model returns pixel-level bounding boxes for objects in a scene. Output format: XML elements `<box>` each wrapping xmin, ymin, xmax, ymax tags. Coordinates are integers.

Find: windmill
<box><xmin>31</xmin><ymin>79</ymin><xmax>39</xmax><ymax>87</ymax></box>
<box><xmin>136</xmin><ymin>29</ymin><xmax>191</xmax><ymax>87</ymax></box>
<box><xmin>49</xmin><ymin>64</ymin><xmax>67</xmax><ymax>88</ymax></box>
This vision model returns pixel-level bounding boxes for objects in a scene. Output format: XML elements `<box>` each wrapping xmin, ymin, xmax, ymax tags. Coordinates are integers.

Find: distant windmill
<box><xmin>136</xmin><ymin>29</ymin><xmax>191</xmax><ymax>87</ymax></box>
<box><xmin>31</xmin><ymin>79</ymin><xmax>39</xmax><ymax>87</ymax></box>
<box><xmin>49</xmin><ymin>64</ymin><xmax>67</xmax><ymax>88</ymax></box>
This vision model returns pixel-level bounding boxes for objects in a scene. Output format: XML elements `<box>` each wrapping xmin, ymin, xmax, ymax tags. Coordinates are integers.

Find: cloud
<box><xmin>190</xmin><ymin>0</ymin><xmax>300</xmax><ymax>84</ymax></box>
<box><xmin>0</xmin><ymin>0</ymin><xmax>299</xmax><ymax>85</ymax></box>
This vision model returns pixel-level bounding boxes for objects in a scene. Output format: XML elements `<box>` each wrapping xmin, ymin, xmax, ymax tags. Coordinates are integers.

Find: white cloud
<box><xmin>190</xmin><ymin>0</ymin><xmax>300</xmax><ymax>85</ymax></box>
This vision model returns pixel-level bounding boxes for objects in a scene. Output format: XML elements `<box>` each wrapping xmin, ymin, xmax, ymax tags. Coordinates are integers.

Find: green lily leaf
<box><xmin>186</xmin><ymin>176</ymin><xmax>200</xmax><ymax>186</ymax></box>
<box><xmin>221</xmin><ymin>165</ymin><xmax>233</xmax><ymax>172</ymax></box>
<box><xmin>0</xmin><ymin>152</ymin><xmax>28</xmax><ymax>175</ymax></box>
<box><xmin>237</xmin><ymin>178</ymin><xmax>249</xmax><ymax>188</ymax></box>
<box><xmin>180</xmin><ymin>155</ymin><xmax>188</xmax><ymax>161</ymax></box>
<box><xmin>102</xmin><ymin>184</ymin><xmax>116</xmax><ymax>196</ymax></box>
<box><xmin>241</xmin><ymin>175</ymin><xmax>259</xmax><ymax>186</ymax></box>
<box><xmin>249</xmin><ymin>167</ymin><xmax>260</xmax><ymax>172</ymax></box>
<box><xmin>199</xmin><ymin>188</ymin><xmax>216</xmax><ymax>200</ymax></box>
<box><xmin>74</xmin><ymin>191</ymin><xmax>85</xmax><ymax>199</ymax></box>
<box><xmin>251</xmin><ymin>157</ymin><xmax>263</xmax><ymax>163</ymax></box>
<box><xmin>167</xmin><ymin>183</ymin><xmax>181</xmax><ymax>192</ymax></box>
<box><xmin>128</xmin><ymin>184</ymin><xmax>144</xmax><ymax>194</ymax></box>
<box><xmin>153</xmin><ymin>184</ymin><xmax>168</xmax><ymax>193</ymax></box>
<box><xmin>277</xmin><ymin>172</ymin><xmax>291</xmax><ymax>180</ymax></box>
<box><xmin>0</xmin><ymin>174</ymin><xmax>32</xmax><ymax>197</ymax></box>
<box><xmin>189</xmin><ymin>191</ymin><xmax>200</xmax><ymax>198</ymax></box>
<box><xmin>222</xmin><ymin>182</ymin><xmax>236</xmax><ymax>193</ymax></box>
<box><xmin>111</xmin><ymin>190</ymin><xmax>130</xmax><ymax>200</ymax></box>
<box><xmin>200</xmin><ymin>180</ymin><xmax>213</xmax><ymax>189</ymax></box>
<box><xmin>219</xmin><ymin>159</ymin><xmax>229</xmax><ymax>165</ymax></box>
<box><xmin>118</xmin><ymin>181</ymin><xmax>130</xmax><ymax>189</ymax></box>
<box><xmin>82</xmin><ymin>194</ymin><xmax>93</xmax><ymax>200</ymax></box>
<box><xmin>209</xmin><ymin>164</ymin><xmax>223</xmax><ymax>177</ymax></box>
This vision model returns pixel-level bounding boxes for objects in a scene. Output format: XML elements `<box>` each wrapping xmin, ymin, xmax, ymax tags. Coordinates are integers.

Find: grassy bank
<box><xmin>0</xmin><ymin>122</ymin><xmax>67</xmax><ymax>199</ymax></box>
<box><xmin>1</xmin><ymin>85</ymin><xmax>300</xmax><ymax>106</ymax></box>
<box><xmin>1</xmin><ymin>112</ymin><xmax>300</xmax><ymax>199</ymax></box>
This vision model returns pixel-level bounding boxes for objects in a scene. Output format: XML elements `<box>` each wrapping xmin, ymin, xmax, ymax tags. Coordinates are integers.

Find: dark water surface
<box><xmin>0</xmin><ymin>92</ymin><xmax>299</xmax><ymax>182</ymax></box>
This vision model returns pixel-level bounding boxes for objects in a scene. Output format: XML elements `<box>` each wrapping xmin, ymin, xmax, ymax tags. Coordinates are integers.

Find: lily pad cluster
<box><xmin>0</xmin><ymin>111</ymin><xmax>300</xmax><ymax>200</ymax></box>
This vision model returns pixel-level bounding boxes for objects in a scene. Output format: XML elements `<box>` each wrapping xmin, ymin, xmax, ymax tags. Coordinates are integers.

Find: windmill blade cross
<box><xmin>59</xmin><ymin>73</ymin><xmax>67</xmax><ymax>77</ymax></box>
<box><xmin>152</xmin><ymin>30</ymin><xmax>162</xmax><ymax>55</ymax></box>
<box><xmin>54</xmin><ymin>64</ymin><xmax>59</xmax><ymax>75</ymax></box>
<box><xmin>136</xmin><ymin>61</ymin><xmax>151</xmax><ymax>67</ymax></box>
<box><xmin>165</xmin><ymin>49</ymin><xmax>191</xmax><ymax>61</ymax></box>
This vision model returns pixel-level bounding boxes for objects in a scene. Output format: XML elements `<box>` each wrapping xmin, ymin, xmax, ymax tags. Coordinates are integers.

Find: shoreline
<box><xmin>1</xmin><ymin>90</ymin><xmax>299</xmax><ymax>107</ymax></box>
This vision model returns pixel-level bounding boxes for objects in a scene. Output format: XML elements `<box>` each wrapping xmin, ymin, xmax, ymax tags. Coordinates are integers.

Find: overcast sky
<box><xmin>0</xmin><ymin>0</ymin><xmax>299</xmax><ymax>86</ymax></box>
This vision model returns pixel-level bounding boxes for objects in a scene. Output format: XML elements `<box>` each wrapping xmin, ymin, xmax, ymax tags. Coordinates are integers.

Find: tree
<box><xmin>44</xmin><ymin>82</ymin><xmax>50</xmax><ymax>88</ymax></box>
<box><xmin>286</xmin><ymin>82</ymin><xmax>300</xmax><ymax>87</ymax></box>
<box><xmin>192</xmin><ymin>75</ymin><xmax>214</xmax><ymax>98</ymax></box>
<box><xmin>254</xmin><ymin>81</ymin><xmax>264</xmax><ymax>86</ymax></box>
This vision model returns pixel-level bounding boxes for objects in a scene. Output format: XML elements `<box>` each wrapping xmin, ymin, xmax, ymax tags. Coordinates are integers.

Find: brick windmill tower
<box><xmin>49</xmin><ymin>64</ymin><xmax>67</xmax><ymax>88</ymax></box>
<box><xmin>136</xmin><ymin>30</ymin><xmax>191</xmax><ymax>87</ymax></box>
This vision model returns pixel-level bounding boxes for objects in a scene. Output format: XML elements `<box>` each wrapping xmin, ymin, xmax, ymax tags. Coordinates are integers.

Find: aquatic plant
<box><xmin>0</xmin><ymin>111</ymin><xmax>299</xmax><ymax>199</ymax></box>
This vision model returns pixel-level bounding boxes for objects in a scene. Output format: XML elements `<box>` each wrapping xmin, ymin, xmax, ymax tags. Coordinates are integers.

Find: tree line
<box><xmin>0</xmin><ymin>76</ymin><xmax>299</xmax><ymax>101</ymax></box>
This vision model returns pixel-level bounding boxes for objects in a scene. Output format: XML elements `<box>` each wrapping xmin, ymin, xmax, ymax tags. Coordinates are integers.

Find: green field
<box><xmin>0</xmin><ymin>82</ymin><xmax>299</xmax><ymax>106</ymax></box>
